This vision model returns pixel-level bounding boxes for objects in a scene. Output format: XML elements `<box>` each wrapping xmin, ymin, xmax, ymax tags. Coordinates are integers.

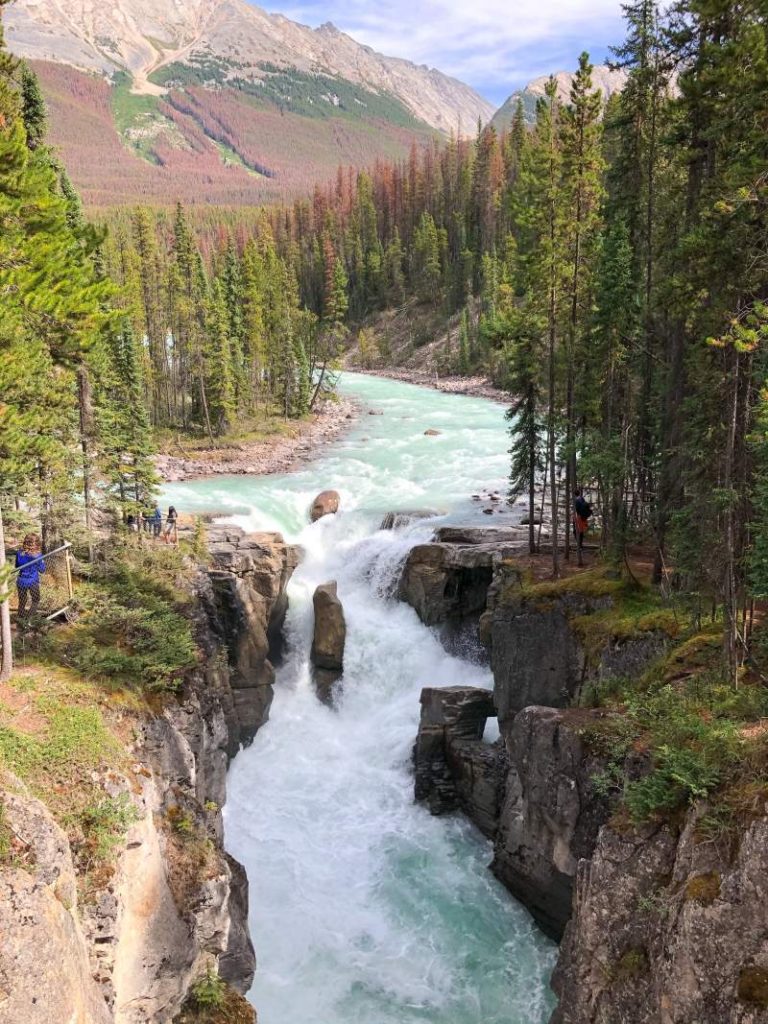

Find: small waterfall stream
<box><xmin>162</xmin><ymin>373</ymin><xmax>557</xmax><ymax>1024</ymax></box>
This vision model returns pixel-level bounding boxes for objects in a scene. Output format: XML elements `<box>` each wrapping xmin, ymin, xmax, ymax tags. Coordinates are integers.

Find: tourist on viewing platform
<box><xmin>15</xmin><ymin>533</ymin><xmax>45</xmax><ymax>620</ymax></box>
<box><xmin>163</xmin><ymin>506</ymin><xmax>178</xmax><ymax>544</ymax></box>
<box><xmin>572</xmin><ymin>488</ymin><xmax>593</xmax><ymax>567</ymax></box>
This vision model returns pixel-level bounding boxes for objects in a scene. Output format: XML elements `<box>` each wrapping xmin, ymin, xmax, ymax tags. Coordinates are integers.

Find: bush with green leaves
<box><xmin>43</xmin><ymin>543</ymin><xmax>197</xmax><ymax>691</ymax></box>
<box><xmin>190</xmin><ymin>969</ymin><xmax>227</xmax><ymax>1010</ymax></box>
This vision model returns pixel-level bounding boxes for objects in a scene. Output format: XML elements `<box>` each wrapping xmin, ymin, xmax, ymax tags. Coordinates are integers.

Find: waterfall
<box><xmin>163</xmin><ymin>373</ymin><xmax>557</xmax><ymax>1024</ymax></box>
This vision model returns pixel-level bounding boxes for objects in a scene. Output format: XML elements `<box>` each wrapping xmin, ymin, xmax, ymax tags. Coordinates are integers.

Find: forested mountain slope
<box><xmin>4</xmin><ymin>0</ymin><xmax>493</xmax><ymax>209</ymax></box>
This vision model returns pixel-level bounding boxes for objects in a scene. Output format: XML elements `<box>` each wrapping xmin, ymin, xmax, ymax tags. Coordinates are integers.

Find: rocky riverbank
<box><xmin>155</xmin><ymin>396</ymin><xmax>358</xmax><ymax>483</ymax></box>
<box><xmin>357</xmin><ymin>367</ymin><xmax>511</xmax><ymax>403</ymax></box>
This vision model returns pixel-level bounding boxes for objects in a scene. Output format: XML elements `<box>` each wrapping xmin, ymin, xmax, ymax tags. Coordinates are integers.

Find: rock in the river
<box><xmin>208</xmin><ymin>527</ymin><xmax>300</xmax><ymax>746</ymax></box>
<box><xmin>310</xmin><ymin>489</ymin><xmax>341</xmax><ymax>522</ymax></box>
<box><xmin>424</xmin><ymin>429</ymin><xmax>441</xmax><ymax>436</ymax></box>
<box><xmin>380</xmin><ymin>510</ymin><xmax>439</xmax><ymax>530</ymax></box>
<box><xmin>414</xmin><ymin>687</ymin><xmax>506</xmax><ymax>838</ymax></box>
<box><xmin>311</xmin><ymin>582</ymin><xmax>346</xmax><ymax>701</ymax></box>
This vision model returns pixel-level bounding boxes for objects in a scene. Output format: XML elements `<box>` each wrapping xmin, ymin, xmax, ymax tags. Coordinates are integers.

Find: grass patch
<box><xmin>582</xmin><ymin>657</ymin><xmax>768</xmax><ymax>824</ymax></box>
<box><xmin>522</xmin><ymin>565</ymin><xmax>627</xmax><ymax>603</ymax></box>
<box><xmin>42</xmin><ymin>542</ymin><xmax>197</xmax><ymax>692</ymax></box>
<box><xmin>738</xmin><ymin>966</ymin><xmax>768</xmax><ymax>1008</ymax></box>
<box><xmin>0</xmin><ymin>666</ymin><xmax>137</xmax><ymax>894</ymax></box>
<box><xmin>609</xmin><ymin>947</ymin><xmax>649</xmax><ymax>984</ymax></box>
<box><xmin>684</xmin><ymin>871</ymin><xmax>721</xmax><ymax>904</ymax></box>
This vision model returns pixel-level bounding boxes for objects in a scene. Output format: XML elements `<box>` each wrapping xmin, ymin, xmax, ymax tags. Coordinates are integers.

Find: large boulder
<box><xmin>398</xmin><ymin>539</ymin><xmax>521</xmax><ymax>627</ymax></box>
<box><xmin>413</xmin><ymin>686</ymin><xmax>505</xmax><ymax>838</ymax></box>
<box><xmin>208</xmin><ymin>527</ymin><xmax>300</xmax><ymax>746</ymax></box>
<box><xmin>380</xmin><ymin>510</ymin><xmax>439</xmax><ymax>530</ymax></box>
<box><xmin>311</xmin><ymin>582</ymin><xmax>346</xmax><ymax>701</ymax></box>
<box><xmin>310</xmin><ymin>490</ymin><xmax>340</xmax><ymax>522</ymax></box>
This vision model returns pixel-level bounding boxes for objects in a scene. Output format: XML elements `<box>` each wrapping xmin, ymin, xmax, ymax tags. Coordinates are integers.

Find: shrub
<box><xmin>75</xmin><ymin>794</ymin><xmax>139</xmax><ymax>866</ymax></box>
<box><xmin>191</xmin><ymin>968</ymin><xmax>227</xmax><ymax>1010</ymax></box>
<box><xmin>684</xmin><ymin>872</ymin><xmax>721</xmax><ymax>905</ymax></box>
<box><xmin>43</xmin><ymin>544</ymin><xmax>197</xmax><ymax>691</ymax></box>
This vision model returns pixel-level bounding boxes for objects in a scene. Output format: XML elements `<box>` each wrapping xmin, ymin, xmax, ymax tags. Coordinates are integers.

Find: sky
<box><xmin>266</xmin><ymin>0</ymin><xmax>627</xmax><ymax>105</ymax></box>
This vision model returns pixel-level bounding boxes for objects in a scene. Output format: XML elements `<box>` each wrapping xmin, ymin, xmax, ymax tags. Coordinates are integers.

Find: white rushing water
<box><xmin>162</xmin><ymin>373</ymin><xmax>557</xmax><ymax>1024</ymax></box>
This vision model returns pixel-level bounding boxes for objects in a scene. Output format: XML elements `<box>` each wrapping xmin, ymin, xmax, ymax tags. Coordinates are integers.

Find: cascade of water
<box><xmin>164</xmin><ymin>374</ymin><xmax>557</xmax><ymax>1024</ymax></box>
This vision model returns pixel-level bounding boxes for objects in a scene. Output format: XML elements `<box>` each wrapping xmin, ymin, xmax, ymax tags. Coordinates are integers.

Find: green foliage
<box><xmin>190</xmin><ymin>969</ymin><xmax>227</xmax><ymax>1010</ymax></box>
<box><xmin>42</xmin><ymin>545</ymin><xmax>196</xmax><ymax>691</ymax></box>
<box><xmin>74</xmin><ymin>794</ymin><xmax>139</xmax><ymax>865</ymax></box>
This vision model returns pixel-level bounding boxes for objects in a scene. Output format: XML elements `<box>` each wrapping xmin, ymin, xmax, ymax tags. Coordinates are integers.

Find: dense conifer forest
<box><xmin>2</xmin><ymin>0</ymin><xmax>768</xmax><ymax>683</ymax></box>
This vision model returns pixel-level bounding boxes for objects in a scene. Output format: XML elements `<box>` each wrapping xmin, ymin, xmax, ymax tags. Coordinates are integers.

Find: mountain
<box><xmin>3</xmin><ymin>0</ymin><xmax>493</xmax><ymax>210</ymax></box>
<box><xmin>491</xmin><ymin>66</ymin><xmax>628</xmax><ymax>131</ymax></box>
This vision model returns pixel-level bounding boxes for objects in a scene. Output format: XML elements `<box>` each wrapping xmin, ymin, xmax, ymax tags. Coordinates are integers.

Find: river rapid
<box><xmin>162</xmin><ymin>373</ymin><xmax>556</xmax><ymax>1024</ymax></box>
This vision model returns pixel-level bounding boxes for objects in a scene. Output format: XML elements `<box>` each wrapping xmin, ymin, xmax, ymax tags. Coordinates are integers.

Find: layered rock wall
<box><xmin>0</xmin><ymin>526</ymin><xmax>298</xmax><ymax>1024</ymax></box>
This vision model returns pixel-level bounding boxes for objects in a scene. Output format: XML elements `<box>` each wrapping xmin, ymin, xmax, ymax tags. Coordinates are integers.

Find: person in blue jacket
<box><xmin>15</xmin><ymin>533</ymin><xmax>45</xmax><ymax>619</ymax></box>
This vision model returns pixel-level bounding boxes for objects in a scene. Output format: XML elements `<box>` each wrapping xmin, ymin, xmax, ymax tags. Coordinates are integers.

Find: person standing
<box><xmin>15</xmin><ymin>534</ymin><xmax>45</xmax><ymax>620</ymax></box>
<box><xmin>152</xmin><ymin>505</ymin><xmax>163</xmax><ymax>539</ymax></box>
<box><xmin>163</xmin><ymin>506</ymin><xmax>178</xmax><ymax>544</ymax></box>
<box><xmin>572</xmin><ymin>488</ymin><xmax>593</xmax><ymax>567</ymax></box>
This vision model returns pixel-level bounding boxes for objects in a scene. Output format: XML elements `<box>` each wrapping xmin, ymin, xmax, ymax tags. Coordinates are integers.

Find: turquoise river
<box><xmin>162</xmin><ymin>372</ymin><xmax>557</xmax><ymax>1024</ymax></box>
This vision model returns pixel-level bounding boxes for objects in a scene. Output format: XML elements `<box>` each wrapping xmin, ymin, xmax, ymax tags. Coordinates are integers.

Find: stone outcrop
<box><xmin>0</xmin><ymin>525</ymin><xmax>300</xmax><ymax>1024</ymax></box>
<box><xmin>380</xmin><ymin>510</ymin><xmax>439</xmax><ymax>530</ymax></box>
<box><xmin>310</xmin><ymin>490</ymin><xmax>340</xmax><ymax>522</ymax></box>
<box><xmin>490</xmin><ymin>583</ymin><xmax>669</xmax><ymax>735</ymax></box>
<box><xmin>413</xmin><ymin>687</ymin><xmax>505</xmax><ymax>839</ymax></box>
<box><xmin>553</xmin><ymin>809</ymin><xmax>768</xmax><ymax>1024</ymax></box>
<box><xmin>490</xmin><ymin>706</ymin><xmax>613</xmax><ymax>941</ymax></box>
<box><xmin>311</xmin><ymin>581</ymin><xmax>346</xmax><ymax>702</ymax></box>
<box><xmin>0</xmin><ymin>789</ymin><xmax>112</xmax><ymax>1024</ymax></box>
<box><xmin>398</xmin><ymin>532</ymin><xmax>523</xmax><ymax>628</ymax></box>
<box><xmin>208</xmin><ymin>526</ymin><xmax>300</xmax><ymax>746</ymax></box>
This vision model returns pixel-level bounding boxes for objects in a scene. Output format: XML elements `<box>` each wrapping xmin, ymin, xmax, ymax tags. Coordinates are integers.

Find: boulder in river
<box><xmin>424</xmin><ymin>429</ymin><xmax>441</xmax><ymax>436</ymax></box>
<box><xmin>310</xmin><ymin>489</ymin><xmax>340</xmax><ymax>522</ymax></box>
<box><xmin>311</xmin><ymin>582</ymin><xmax>346</xmax><ymax>702</ymax></box>
<box><xmin>380</xmin><ymin>510</ymin><xmax>439</xmax><ymax>530</ymax></box>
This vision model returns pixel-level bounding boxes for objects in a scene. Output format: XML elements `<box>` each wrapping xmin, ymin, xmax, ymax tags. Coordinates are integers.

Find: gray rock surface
<box><xmin>398</xmin><ymin>540</ymin><xmax>520</xmax><ymax>627</ymax></box>
<box><xmin>413</xmin><ymin>687</ymin><xmax>505</xmax><ymax>838</ymax></box>
<box><xmin>553</xmin><ymin>810</ymin><xmax>768</xmax><ymax>1024</ymax></box>
<box><xmin>311</xmin><ymin>581</ymin><xmax>346</xmax><ymax>701</ymax></box>
<box><xmin>208</xmin><ymin>527</ymin><xmax>300</xmax><ymax>745</ymax></box>
<box><xmin>0</xmin><ymin>789</ymin><xmax>112</xmax><ymax>1024</ymax></box>
<box><xmin>490</xmin><ymin>706</ymin><xmax>612</xmax><ymax>941</ymax></box>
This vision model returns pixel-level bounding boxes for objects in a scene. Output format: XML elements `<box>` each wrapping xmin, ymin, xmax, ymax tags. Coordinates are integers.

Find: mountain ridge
<box><xmin>4</xmin><ymin>0</ymin><xmax>494</xmax><ymax>132</ymax></box>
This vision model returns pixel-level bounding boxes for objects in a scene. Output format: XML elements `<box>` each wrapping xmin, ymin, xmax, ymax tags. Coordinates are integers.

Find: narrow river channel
<box><xmin>162</xmin><ymin>373</ymin><xmax>556</xmax><ymax>1024</ymax></box>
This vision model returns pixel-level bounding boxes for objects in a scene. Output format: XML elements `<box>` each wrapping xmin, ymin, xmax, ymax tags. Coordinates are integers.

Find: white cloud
<box><xmin>270</xmin><ymin>0</ymin><xmax>626</xmax><ymax>100</ymax></box>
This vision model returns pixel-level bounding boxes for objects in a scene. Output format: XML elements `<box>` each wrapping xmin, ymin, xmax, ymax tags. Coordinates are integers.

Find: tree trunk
<box><xmin>723</xmin><ymin>348</ymin><xmax>740</xmax><ymax>686</ymax></box>
<box><xmin>77</xmin><ymin>364</ymin><xmax>94</xmax><ymax>556</ymax></box>
<box><xmin>0</xmin><ymin>506</ymin><xmax>13</xmax><ymax>683</ymax></box>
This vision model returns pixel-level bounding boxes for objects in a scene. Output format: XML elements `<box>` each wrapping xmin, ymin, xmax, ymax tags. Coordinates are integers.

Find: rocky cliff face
<box><xmin>409</xmin><ymin>548</ymin><xmax>768</xmax><ymax>1021</ymax></box>
<box><xmin>0</xmin><ymin>527</ymin><xmax>298</xmax><ymax>1024</ymax></box>
<box><xmin>207</xmin><ymin>525</ymin><xmax>300</xmax><ymax>747</ymax></box>
<box><xmin>552</xmin><ymin>808</ymin><xmax>768</xmax><ymax>1024</ymax></box>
